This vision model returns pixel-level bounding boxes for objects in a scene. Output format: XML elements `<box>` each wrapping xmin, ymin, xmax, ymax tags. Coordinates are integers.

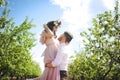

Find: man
<box><xmin>45</xmin><ymin>31</ymin><xmax>73</xmax><ymax>80</ymax></box>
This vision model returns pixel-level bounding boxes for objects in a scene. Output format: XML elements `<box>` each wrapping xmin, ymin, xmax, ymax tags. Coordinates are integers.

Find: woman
<box><xmin>34</xmin><ymin>21</ymin><xmax>61</xmax><ymax>80</ymax></box>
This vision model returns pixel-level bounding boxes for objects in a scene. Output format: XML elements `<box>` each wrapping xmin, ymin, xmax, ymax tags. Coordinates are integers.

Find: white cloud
<box><xmin>102</xmin><ymin>0</ymin><xmax>115</xmax><ymax>10</ymax></box>
<box><xmin>102</xmin><ymin>0</ymin><xmax>116</xmax><ymax>10</ymax></box>
<box><xmin>51</xmin><ymin>0</ymin><xmax>91</xmax><ymax>33</ymax></box>
<box><xmin>51</xmin><ymin>0</ymin><xmax>116</xmax><ymax>33</ymax></box>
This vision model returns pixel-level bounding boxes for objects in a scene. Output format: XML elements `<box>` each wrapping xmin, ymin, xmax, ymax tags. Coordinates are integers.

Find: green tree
<box><xmin>0</xmin><ymin>0</ymin><xmax>5</xmax><ymax>6</ymax></box>
<box><xmin>69</xmin><ymin>0</ymin><xmax>120</xmax><ymax>80</ymax></box>
<box><xmin>0</xmin><ymin>1</ymin><xmax>41</xmax><ymax>80</ymax></box>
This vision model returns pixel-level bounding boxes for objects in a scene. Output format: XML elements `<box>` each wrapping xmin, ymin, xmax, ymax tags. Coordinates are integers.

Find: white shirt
<box><xmin>52</xmin><ymin>43</ymin><xmax>68</xmax><ymax>71</ymax></box>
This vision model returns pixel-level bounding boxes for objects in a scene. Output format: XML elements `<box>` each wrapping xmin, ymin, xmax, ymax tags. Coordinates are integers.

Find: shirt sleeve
<box><xmin>52</xmin><ymin>46</ymin><xmax>64</xmax><ymax>67</ymax></box>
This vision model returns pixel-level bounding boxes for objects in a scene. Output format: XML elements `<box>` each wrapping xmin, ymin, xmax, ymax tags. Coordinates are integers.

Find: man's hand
<box><xmin>45</xmin><ymin>63</ymin><xmax>54</xmax><ymax>68</ymax></box>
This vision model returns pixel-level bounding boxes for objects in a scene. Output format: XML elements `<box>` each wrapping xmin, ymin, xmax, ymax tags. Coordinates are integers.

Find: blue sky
<box><xmin>1</xmin><ymin>0</ymin><xmax>116</xmax><ymax>71</ymax></box>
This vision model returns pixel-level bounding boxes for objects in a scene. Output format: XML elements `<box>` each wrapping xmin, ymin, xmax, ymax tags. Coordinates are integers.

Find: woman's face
<box><xmin>53</xmin><ymin>26</ymin><xmax>58</xmax><ymax>33</ymax></box>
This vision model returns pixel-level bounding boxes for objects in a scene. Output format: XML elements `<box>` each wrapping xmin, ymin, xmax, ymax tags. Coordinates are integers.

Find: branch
<box><xmin>102</xmin><ymin>59</ymin><xmax>113</xmax><ymax>79</ymax></box>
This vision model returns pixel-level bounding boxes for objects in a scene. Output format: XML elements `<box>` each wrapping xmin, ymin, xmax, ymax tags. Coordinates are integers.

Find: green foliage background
<box><xmin>68</xmin><ymin>0</ymin><xmax>120</xmax><ymax>80</ymax></box>
<box><xmin>0</xmin><ymin>0</ymin><xmax>41</xmax><ymax>79</ymax></box>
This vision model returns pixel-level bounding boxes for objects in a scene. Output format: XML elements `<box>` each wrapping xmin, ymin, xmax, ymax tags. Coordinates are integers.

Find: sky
<box><xmin>1</xmin><ymin>0</ymin><xmax>116</xmax><ymax>71</ymax></box>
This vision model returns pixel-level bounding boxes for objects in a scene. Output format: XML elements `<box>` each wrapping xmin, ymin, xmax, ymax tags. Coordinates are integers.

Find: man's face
<box><xmin>58</xmin><ymin>33</ymin><xmax>66</xmax><ymax>43</ymax></box>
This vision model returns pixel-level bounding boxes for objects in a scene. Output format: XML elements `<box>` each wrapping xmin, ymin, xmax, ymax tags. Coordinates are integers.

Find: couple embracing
<box><xmin>34</xmin><ymin>20</ymin><xmax>73</xmax><ymax>80</ymax></box>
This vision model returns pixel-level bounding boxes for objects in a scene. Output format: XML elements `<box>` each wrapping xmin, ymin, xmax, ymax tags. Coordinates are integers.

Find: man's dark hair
<box><xmin>64</xmin><ymin>31</ymin><xmax>73</xmax><ymax>43</ymax></box>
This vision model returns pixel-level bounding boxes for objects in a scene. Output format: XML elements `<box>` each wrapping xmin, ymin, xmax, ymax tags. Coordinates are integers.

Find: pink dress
<box><xmin>40</xmin><ymin>38</ymin><xmax>60</xmax><ymax>80</ymax></box>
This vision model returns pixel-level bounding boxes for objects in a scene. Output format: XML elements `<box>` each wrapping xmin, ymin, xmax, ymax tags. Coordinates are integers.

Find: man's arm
<box><xmin>46</xmin><ymin>46</ymin><xmax>64</xmax><ymax>68</ymax></box>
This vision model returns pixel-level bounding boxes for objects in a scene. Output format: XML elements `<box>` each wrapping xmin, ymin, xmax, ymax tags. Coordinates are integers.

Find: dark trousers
<box><xmin>60</xmin><ymin>70</ymin><xmax>68</xmax><ymax>80</ymax></box>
